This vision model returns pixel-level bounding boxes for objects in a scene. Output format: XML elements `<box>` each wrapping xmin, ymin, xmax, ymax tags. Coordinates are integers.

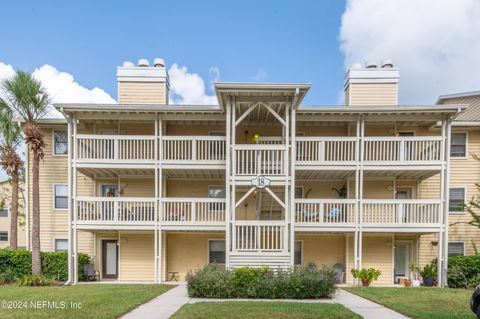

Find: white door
<box><xmin>102</xmin><ymin>240</ymin><xmax>118</xmax><ymax>279</ymax></box>
<box><xmin>394</xmin><ymin>242</ymin><xmax>410</xmax><ymax>280</ymax></box>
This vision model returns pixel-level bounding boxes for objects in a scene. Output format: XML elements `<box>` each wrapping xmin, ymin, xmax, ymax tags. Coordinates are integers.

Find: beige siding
<box><xmin>348</xmin><ymin>83</ymin><xmax>397</xmax><ymax>106</ymax></box>
<box><xmin>0</xmin><ymin>180</ymin><xmax>26</xmax><ymax>248</ymax></box>
<box><xmin>119</xmin><ymin>232</ymin><xmax>155</xmax><ymax>281</ymax></box>
<box><xmin>296</xmin><ymin>234</ymin><xmax>345</xmax><ymax>267</ymax></box>
<box><xmin>118</xmin><ymin>82</ymin><xmax>168</xmax><ymax>104</ymax></box>
<box><xmin>166</xmin><ymin>232</ymin><xmax>225</xmax><ymax>280</ymax></box>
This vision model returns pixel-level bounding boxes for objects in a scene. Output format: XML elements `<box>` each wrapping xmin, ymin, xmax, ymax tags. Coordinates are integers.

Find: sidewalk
<box><xmin>121</xmin><ymin>283</ymin><xmax>190</xmax><ymax>319</ymax></box>
<box><xmin>334</xmin><ymin>289</ymin><xmax>410</xmax><ymax>319</ymax></box>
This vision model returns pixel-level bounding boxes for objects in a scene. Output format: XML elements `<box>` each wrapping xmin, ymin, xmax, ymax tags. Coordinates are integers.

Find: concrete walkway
<box><xmin>121</xmin><ymin>284</ymin><xmax>410</xmax><ymax>319</ymax></box>
<box><xmin>121</xmin><ymin>283</ymin><xmax>189</xmax><ymax>319</ymax></box>
<box><xmin>334</xmin><ymin>289</ymin><xmax>410</xmax><ymax>319</ymax></box>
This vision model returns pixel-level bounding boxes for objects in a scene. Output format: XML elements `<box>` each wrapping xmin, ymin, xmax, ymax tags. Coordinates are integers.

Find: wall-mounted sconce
<box><xmin>431</xmin><ymin>241</ymin><xmax>438</xmax><ymax>247</ymax></box>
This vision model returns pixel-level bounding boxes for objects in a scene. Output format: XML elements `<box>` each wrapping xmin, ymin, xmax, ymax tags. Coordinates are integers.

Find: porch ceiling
<box><xmin>363</xmin><ymin>169</ymin><xmax>439</xmax><ymax>180</ymax></box>
<box><xmin>163</xmin><ymin>168</ymin><xmax>225</xmax><ymax>179</ymax></box>
<box><xmin>78</xmin><ymin>167</ymin><xmax>154</xmax><ymax>178</ymax></box>
<box><xmin>296</xmin><ymin>169</ymin><xmax>354</xmax><ymax>180</ymax></box>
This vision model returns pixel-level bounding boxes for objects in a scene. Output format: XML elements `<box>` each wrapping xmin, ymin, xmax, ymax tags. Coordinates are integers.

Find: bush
<box><xmin>447</xmin><ymin>255</ymin><xmax>480</xmax><ymax>288</ymax></box>
<box><xmin>0</xmin><ymin>268</ymin><xmax>18</xmax><ymax>284</ymax></box>
<box><xmin>0</xmin><ymin>249</ymin><xmax>90</xmax><ymax>282</ymax></box>
<box><xmin>186</xmin><ymin>264</ymin><xmax>337</xmax><ymax>299</ymax></box>
<box><xmin>16</xmin><ymin>275</ymin><xmax>54</xmax><ymax>286</ymax></box>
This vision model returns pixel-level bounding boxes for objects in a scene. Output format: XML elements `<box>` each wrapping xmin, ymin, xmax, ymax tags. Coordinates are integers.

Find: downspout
<box><xmin>62</xmin><ymin>107</ymin><xmax>73</xmax><ymax>286</ymax></box>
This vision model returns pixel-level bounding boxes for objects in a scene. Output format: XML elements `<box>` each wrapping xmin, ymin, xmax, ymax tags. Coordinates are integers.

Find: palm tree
<box><xmin>0</xmin><ymin>111</ymin><xmax>23</xmax><ymax>249</ymax></box>
<box><xmin>0</xmin><ymin>71</ymin><xmax>50</xmax><ymax>275</ymax></box>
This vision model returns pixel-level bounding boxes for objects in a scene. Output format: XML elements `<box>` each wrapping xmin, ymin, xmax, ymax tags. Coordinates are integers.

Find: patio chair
<box><xmin>83</xmin><ymin>263</ymin><xmax>99</xmax><ymax>281</ymax></box>
<box><xmin>333</xmin><ymin>263</ymin><xmax>345</xmax><ymax>284</ymax></box>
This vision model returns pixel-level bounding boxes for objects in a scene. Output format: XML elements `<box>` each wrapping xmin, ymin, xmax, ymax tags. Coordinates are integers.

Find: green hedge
<box><xmin>0</xmin><ymin>249</ymin><xmax>90</xmax><ymax>281</ymax></box>
<box><xmin>447</xmin><ymin>255</ymin><xmax>480</xmax><ymax>288</ymax></box>
<box><xmin>186</xmin><ymin>265</ymin><xmax>337</xmax><ymax>299</ymax></box>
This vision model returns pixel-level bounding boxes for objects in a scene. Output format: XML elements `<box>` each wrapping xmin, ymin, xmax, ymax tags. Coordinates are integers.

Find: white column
<box><xmin>358</xmin><ymin>116</ymin><xmax>365</xmax><ymax>273</ymax></box>
<box><xmin>154</xmin><ymin>117</ymin><xmax>159</xmax><ymax>283</ymax></box>
<box><xmin>67</xmin><ymin>115</ymin><xmax>74</xmax><ymax>284</ymax></box>
<box><xmin>158</xmin><ymin>116</ymin><xmax>164</xmax><ymax>282</ymax></box>
<box><xmin>225</xmin><ymin>98</ymin><xmax>232</xmax><ymax>267</ymax></box>
<box><xmin>289</xmin><ymin>104</ymin><xmax>296</xmax><ymax>266</ymax></box>
<box><xmin>72</xmin><ymin>115</ymin><xmax>78</xmax><ymax>284</ymax></box>
<box><xmin>231</xmin><ymin>97</ymin><xmax>237</xmax><ymax>255</ymax></box>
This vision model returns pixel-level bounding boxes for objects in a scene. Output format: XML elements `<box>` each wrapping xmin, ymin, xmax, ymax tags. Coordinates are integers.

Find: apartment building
<box><xmin>23</xmin><ymin>58</ymin><xmax>468</xmax><ymax>287</ymax></box>
<box><xmin>0</xmin><ymin>178</ymin><xmax>26</xmax><ymax>249</ymax></box>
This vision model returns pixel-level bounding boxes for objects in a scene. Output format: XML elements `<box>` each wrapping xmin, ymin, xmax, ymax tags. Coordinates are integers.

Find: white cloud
<box><xmin>168</xmin><ymin>63</ymin><xmax>218</xmax><ymax>105</ymax></box>
<box><xmin>340</xmin><ymin>0</ymin><xmax>480</xmax><ymax>103</ymax></box>
<box><xmin>253</xmin><ymin>69</ymin><xmax>267</xmax><ymax>82</ymax></box>
<box><xmin>0</xmin><ymin>62</ymin><xmax>116</xmax><ymax>118</ymax></box>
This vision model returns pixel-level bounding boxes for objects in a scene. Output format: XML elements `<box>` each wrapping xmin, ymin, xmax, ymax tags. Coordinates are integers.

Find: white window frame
<box><xmin>0</xmin><ymin>206</ymin><xmax>8</xmax><ymax>218</ymax></box>
<box><xmin>53</xmin><ymin>183</ymin><xmax>69</xmax><ymax>210</ymax></box>
<box><xmin>53</xmin><ymin>238</ymin><xmax>69</xmax><ymax>252</ymax></box>
<box><xmin>294</xmin><ymin>240</ymin><xmax>303</xmax><ymax>265</ymax></box>
<box><xmin>52</xmin><ymin>129</ymin><xmax>68</xmax><ymax>156</ymax></box>
<box><xmin>294</xmin><ymin>186</ymin><xmax>304</xmax><ymax>199</ymax></box>
<box><xmin>450</xmin><ymin>131</ymin><xmax>468</xmax><ymax>160</ymax></box>
<box><xmin>0</xmin><ymin>230</ymin><xmax>8</xmax><ymax>242</ymax></box>
<box><xmin>449</xmin><ymin>186</ymin><xmax>467</xmax><ymax>214</ymax></box>
<box><xmin>207</xmin><ymin>239</ymin><xmax>226</xmax><ymax>264</ymax></box>
<box><xmin>448</xmin><ymin>241</ymin><xmax>466</xmax><ymax>257</ymax></box>
<box><xmin>208</xmin><ymin>185</ymin><xmax>226</xmax><ymax>198</ymax></box>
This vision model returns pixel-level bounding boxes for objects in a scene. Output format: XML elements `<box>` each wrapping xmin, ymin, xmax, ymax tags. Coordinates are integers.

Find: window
<box><xmin>0</xmin><ymin>207</ymin><xmax>7</xmax><ymax>217</ymax></box>
<box><xmin>0</xmin><ymin>231</ymin><xmax>7</xmax><ymax>241</ymax></box>
<box><xmin>450</xmin><ymin>133</ymin><xmax>467</xmax><ymax>158</ymax></box>
<box><xmin>53</xmin><ymin>130</ymin><xmax>68</xmax><ymax>155</ymax></box>
<box><xmin>208</xmin><ymin>186</ymin><xmax>226</xmax><ymax>199</ymax></box>
<box><xmin>54</xmin><ymin>184</ymin><xmax>68</xmax><ymax>209</ymax></box>
<box><xmin>294</xmin><ymin>187</ymin><xmax>304</xmax><ymax>199</ymax></box>
<box><xmin>448</xmin><ymin>242</ymin><xmax>465</xmax><ymax>257</ymax></box>
<box><xmin>209</xmin><ymin>240</ymin><xmax>225</xmax><ymax>264</ymax></box>
<box><xmin>294</xmin><ymin>241</ymin><xmax>303</xmax><ymax>265</ymax></box>
<box><xmin>449</xmin><ymin>188</ymin><xmax>465</xmax><ymax>212</ymax></box>
<box><xmin>54</xmin><ymin>239</ymin><xmax>68</xmax><ymax>252</ymax></box>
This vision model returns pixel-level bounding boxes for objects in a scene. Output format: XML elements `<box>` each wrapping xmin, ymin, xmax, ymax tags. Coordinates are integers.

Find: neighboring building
<box><xmin>23</xmin><ymin>58</ymin><xmax>467</xmax><ymax>287</ymax></box>
<box><xmin>0</xmin><ymin>178</ymin><xmax>26</xmax><ymax>248</ymax></box>
<box><xmin>418</xmin><ymin>91</ymin><xmax>480</xmax><ymax>264</ymax></box>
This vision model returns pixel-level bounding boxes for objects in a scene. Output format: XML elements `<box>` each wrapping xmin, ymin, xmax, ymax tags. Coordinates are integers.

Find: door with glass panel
<box><xmin>102</xmin><ymin>240</ymin><xmax>118</xmax><ymax>279</ymax></box>
<box><xmin>394</xmin><ymin>241</ymin><xmax>411</xmax><ymax>281</ymax></box>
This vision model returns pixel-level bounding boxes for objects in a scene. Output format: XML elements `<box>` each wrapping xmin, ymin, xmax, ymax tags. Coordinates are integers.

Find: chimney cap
<box><xmin>381</xmin><ymin>58</ymin><xmax>394</xmax><ymax>68</ymax></box>
<box><xmin>138</xmin><ymin>59</ymin><xmax>149</xmax><ymax>67</ymax></box>
<box><xmin>154</xmin><ymin>58</ymin><xmax>165</xmax><ymax>67</ymax></box>
<box><xmin>365</xmin><ymin>60</ymin><xmax>378</xmax><ymax>68</ymax></box>
<box><xmin>122</xmin><ymin>61</ymin><xmax>135</xmax><ymax>67</ymax></box>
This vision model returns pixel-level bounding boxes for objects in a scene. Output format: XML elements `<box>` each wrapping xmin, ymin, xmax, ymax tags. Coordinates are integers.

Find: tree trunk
<box><xmin>31</xmin><ymin>153</ymin><xmax>41</xmax><ymax>275</ymax></box>
<box><xmin>9</xmin><ymin>171</ymin><xmax>18</xmax><ymax>249</ymax></box>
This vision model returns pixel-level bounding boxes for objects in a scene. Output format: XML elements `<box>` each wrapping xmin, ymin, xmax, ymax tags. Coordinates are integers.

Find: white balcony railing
<box><xmin>76</xmin><ymin>135</ymin><xmax>156</xmax><ymax>162</ymax></box>
<box><xmin>295</xmin><ymin>199</ymin><xmax>356</xmax><ymax>224</ymax></box>
<box><xmin>76</xmin><ymin>197</ymin><xmax>156</xmax><ymax>224</ymax></box>
<box><xmin>162</xmin><ymin>198</ymin><xmax>226</xmax><ymax>223</ymax></box>
<box><xmin>296</xmin><ymin>137</ymin><xmax>356</xmax><ymax>164</ymax></box>
<box><xmin>162</xmin><ymin>136</ymin><xmax>226</xmax><ymax>163</ymax></box>
<box><xmin>363</xmin><ymin>136</ymin><xmax>442</xmax><ymax>163</ymax></box>
<box><xmin>362</xmin><ymin>199</ymin><xmax>441</xmax><ymax>224</ymax></box>
<box><xmin>234</xmin><ymin>221</ymin><xmax>285</xmax><ymax>252</ymax></box>
<box><xmin>235</xmin><ymin>145</ymin><xmax>286</xmax><ymax>175</ymax></box>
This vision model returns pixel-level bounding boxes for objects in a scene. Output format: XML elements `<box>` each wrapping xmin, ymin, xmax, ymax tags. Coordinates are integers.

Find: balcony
<box><xmin>161</xmin><ymin>197</ymin><xmax>226</xmax><ymax>230</ymax></box>
<box><xmin>294</xmin><ymin>199</ymin><xmax>441</xmax><ymax>231</ymax></box>
<box><xmin>296</xmin><ymin>136</ymin><xmax>443</xmax><ymax>169</ymax></box>
<box><xmin>234</xmin><ymin>145</ymin><xmax>286</xmax><ymax>178</ymax></box>
<box><xmin>233</xmin><ymin>221</ymin><xmax>286</xmax><ymax>252</ymax></box>
<box><xmin>162</xmin><ymin>136</ymin><xmax>226</xmax><ymax>166</ymax></box>
<box><xmin>76</xmin><ymin>197</ymin><xmax>156</xmax><ymax>229</ymax></box>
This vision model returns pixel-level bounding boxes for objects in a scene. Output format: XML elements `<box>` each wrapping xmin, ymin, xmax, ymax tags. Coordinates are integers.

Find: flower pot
<box><xmin>412</xmin><ymin>280</ymin><xmax>421</xmax><ymax>287</ymax></box>
<box><xmin>361</xmin><ymin>279</ymin><xmax>371</xmax><ymax>287</ymax></box>
<box><xmin>404</xmin><ymin>280</ymin><xmax>412</xmax><ymax>287</ymax></box>
<box><xmin>423</xmin><ymin>277</ymin><xmax>434</xmax><ymax>287</ymax></box>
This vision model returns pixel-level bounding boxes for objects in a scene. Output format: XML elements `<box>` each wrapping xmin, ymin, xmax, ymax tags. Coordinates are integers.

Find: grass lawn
<box><xmin>171</xmin><ymin>301</ymin><xmax>361</xmax><ymax>319</ymax></box>
<box><xmin>0</xmin><ymin>284</ymin><xmax>173</xmax><ymax>319</ymax></box>
<box><xmin>345</xmin><ymin>287</ymin><xmax>474</xmax><ymax>319</ymax></box>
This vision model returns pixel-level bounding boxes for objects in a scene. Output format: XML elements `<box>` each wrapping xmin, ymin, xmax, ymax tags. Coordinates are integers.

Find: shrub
<box><xmin>419</xmin><ymin>263</ymin><xmax>437</xmax><ymax>279</ymax></box>
<box><xmin>186</xmin><ymin>265</ymin><xmax>337</xmax><ymax>299</ymax></box>
<box><xmin>16</xmin><ymin>275</ymin><xmax>54</xmax><ymax>286</ymax></box>
<box><xmin>447</xmin><ymin>255</ymin><xmax>480</xmax><ymax>288</ymax></box>
<box><xmin>0</xmin><ymin>249</ymin><xmax>90</xmax><ymax>282</ymax></box>
<box><xmin>0</xmin><ymin>268</ymin><xmax>17</xmax><ymax>284</ymax></box>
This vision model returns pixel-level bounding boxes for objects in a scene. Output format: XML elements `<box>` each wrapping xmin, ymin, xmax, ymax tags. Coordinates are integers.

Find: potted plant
<box><xmin>409</xmin><ymin>262</ymin><xmax>421</xmax><ymax>287</ymax></box>
<box><xmin>420</xmin><ymin>263</ymin><xmax>436</xmax><ymax>287</ymax></box>
<box><xmin>351</xmin><ymin>268</ymin><xmax>382</xmax><ymax>287</ymax></box>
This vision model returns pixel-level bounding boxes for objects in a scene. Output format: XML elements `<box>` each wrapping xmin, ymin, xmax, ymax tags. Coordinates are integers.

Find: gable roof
<box><xmin>437</xmin><ymin>91</ymin><xmax>480</xmax><ymax>122</ymax></box>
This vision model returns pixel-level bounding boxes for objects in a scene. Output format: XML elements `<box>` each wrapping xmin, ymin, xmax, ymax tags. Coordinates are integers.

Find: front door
<box><xmin>102</xmin><ymin>240</ymin><xmax>118</xmax><ymax>279</ymax></box>
<box><xmin>394</xmin><ymin>241</ymin><xmax>411</xmax><ymax>281</ymax></box>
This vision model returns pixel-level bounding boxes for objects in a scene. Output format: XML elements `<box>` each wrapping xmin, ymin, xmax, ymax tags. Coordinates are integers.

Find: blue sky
<box><xmin>0</xmin><ymin>0</ymin><xmax>346</xmax><ymax>105</ymax></box>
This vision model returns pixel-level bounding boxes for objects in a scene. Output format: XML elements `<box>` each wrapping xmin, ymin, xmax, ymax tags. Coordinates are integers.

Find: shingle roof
<box><xmin>437</xmin><ymin>91</ymin><xmax>480</xmax><ymax>122</ymax></box>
